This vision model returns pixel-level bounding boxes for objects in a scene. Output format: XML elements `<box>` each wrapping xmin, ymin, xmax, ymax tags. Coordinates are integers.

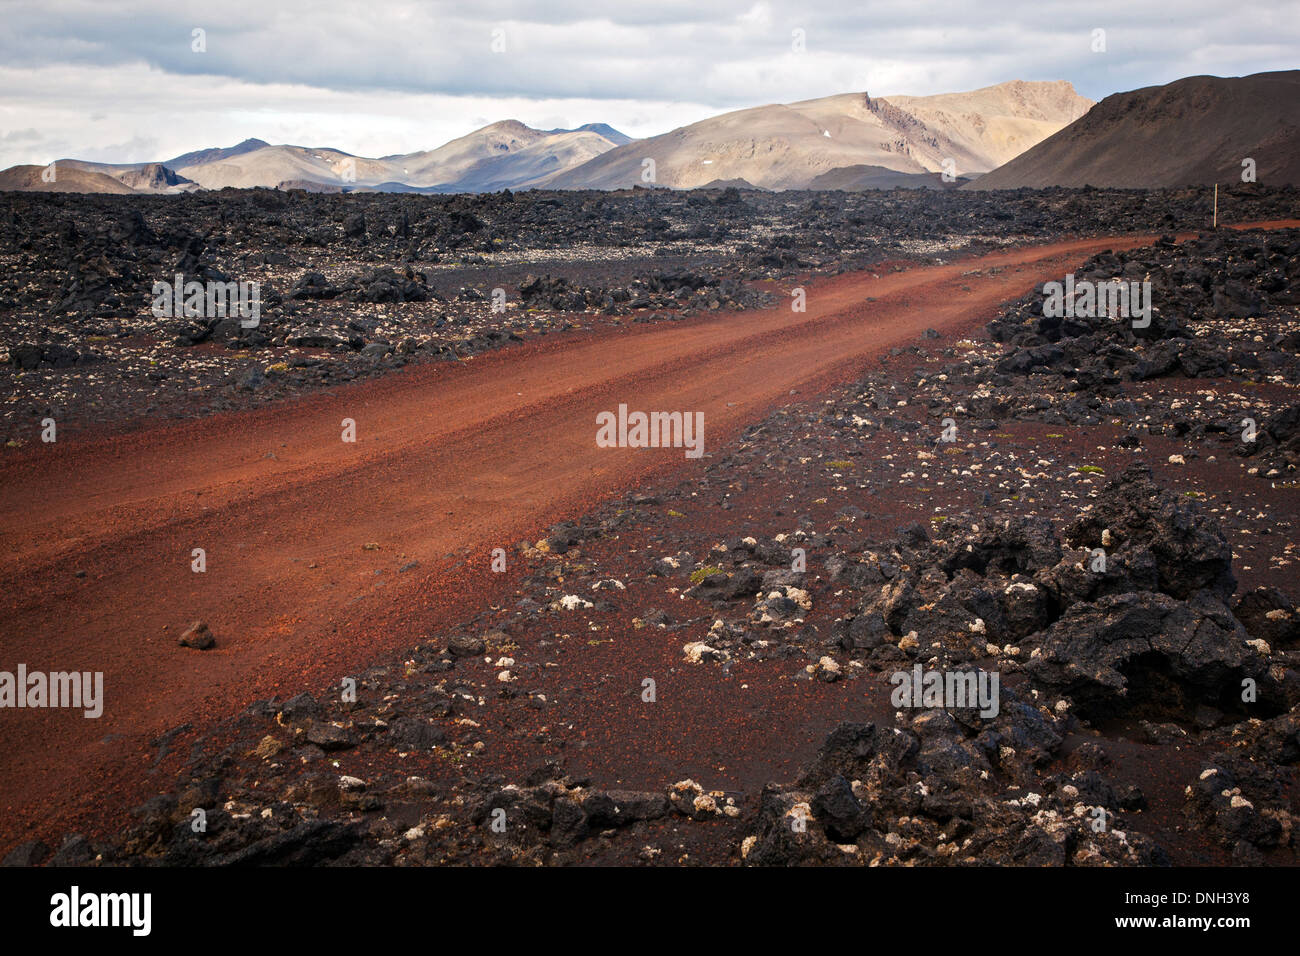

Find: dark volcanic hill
<box><xmin>807</xmin><ymin>164</ymin><xmax>970</xmax><ymax>190</ymax></box>
<box><xmin>970</xmin><ymin>70</ymin><xmax>1300</xmax><ymax>190</ymax></box>
<box><xmin>165</xmin><ymin>138</ymin><xmax>270</xmax><ymax>169</ymax></box>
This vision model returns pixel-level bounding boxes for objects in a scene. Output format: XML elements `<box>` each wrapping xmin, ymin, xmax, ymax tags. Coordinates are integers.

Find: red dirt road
<box><xmin>0</xmin><ymin>226</ymin><xmax>1292</xmax><ymax>850</ymax></box>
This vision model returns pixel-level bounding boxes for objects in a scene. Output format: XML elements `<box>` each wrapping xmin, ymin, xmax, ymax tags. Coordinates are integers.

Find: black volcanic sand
<box><xmin>9</xmin><ymin>223</ymin><xmax>1299</xmax><ymax>868</ymax></box>
<box><xmin>3</xmin><ymin>183</ymin><xmax>1297</xmax><ymax>437</ymax></box>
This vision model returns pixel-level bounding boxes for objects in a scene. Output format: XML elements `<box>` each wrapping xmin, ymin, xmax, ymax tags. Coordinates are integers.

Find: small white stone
<box><xmin>683</xmin><ymin>642</ymin><xmax>718</xmax><ymax>663</ymax></box>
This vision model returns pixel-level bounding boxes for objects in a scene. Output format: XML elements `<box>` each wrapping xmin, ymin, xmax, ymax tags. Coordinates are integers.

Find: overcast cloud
<box><xmin>0</xmin><ymin>0</ymin><xmax>1296</xmax><ymax>168</ymax></box>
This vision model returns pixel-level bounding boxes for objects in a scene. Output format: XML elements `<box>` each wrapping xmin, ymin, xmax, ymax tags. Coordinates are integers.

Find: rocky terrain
<box><xmin>9</xmin><ymin>216</ymin><xmax>1298</xmax><ymax>868</ymax></box>
<box><xmin>3</xmin><ymin>183</ymin><xmax>1295</xmax><ymax>437</ymax></box>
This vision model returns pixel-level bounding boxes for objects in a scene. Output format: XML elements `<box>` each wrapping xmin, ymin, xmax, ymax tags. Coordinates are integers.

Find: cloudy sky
<box><xmin>1</xmin><ymin>0</ymin><xmax>1296</xmax><ymax>168</ymax></box>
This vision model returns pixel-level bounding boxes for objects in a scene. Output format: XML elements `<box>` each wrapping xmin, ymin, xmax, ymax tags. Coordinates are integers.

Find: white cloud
<box><xmin>0</xmin><ymin>63</ymin><xmax>719</xmax><ymax>168</ymax></box>
<box><xmin>0</xmin><ymin>0</ymin><xmax>1295</xmax><ymax>167</ymax></box>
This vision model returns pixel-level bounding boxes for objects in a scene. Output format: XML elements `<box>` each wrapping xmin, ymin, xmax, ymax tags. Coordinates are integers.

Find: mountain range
<box><xmin>542</xmin><ymin>80</ymin><xmax>1090</xmax><ymax>190</ymax></box>
<box><xmin>0</xmin><ymin>80</ymin><xmax>1088</xmax><ymax>195</ymax></box>
<box><xmin>3</xmin><ymin>71</ymin><xmax>1295</xmax><ymax>195</ymax></box>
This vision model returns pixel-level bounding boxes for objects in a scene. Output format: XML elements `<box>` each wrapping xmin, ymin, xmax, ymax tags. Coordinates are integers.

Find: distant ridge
<box><xmin>166</xmin><ymin>138</ymin><xmax>270</xmax><ymax>170</ymax></box>
<box><xmin>546</xmin><ymin>123</ymin><xmax>634</xmax><ymax>146</ymax></box>
<box><xmin>0</xmin><ymin>164</ymin><xmax>138</xmax><ymax>194</ymax></box>
<box><xmin>540</xmin><ymin>80</ymin><xmax>1091</xmax><ymax>191</ymax></box>
<box><xmin>696</xmin><ymin>178</ymin><xmax>766</xmax><ymax>190</ymax></box>
<box><xmin>806</xmin><ymin>164</ymin><xmax>971</xmax><ymax>190</ymax></box>
<box><xmin>0</xmin><ymin>82</ymin><xmax>1095</xmax><ymax>194</ymax></box>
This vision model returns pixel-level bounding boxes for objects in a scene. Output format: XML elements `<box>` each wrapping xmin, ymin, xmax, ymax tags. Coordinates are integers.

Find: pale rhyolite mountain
<box><xmin>968</xmin><ymin>71</ymin><xmax>1300</xmax><ymax>189</ymax></box>
<box><xmin>0</xmin><ymin>163</ymin><xmax>140</xmax><ymax>194</ymax></box>
<box><xmin>541</xmin><ymin>80</ymin><xmax>1092</xmax><ymax>191</ymax></box>
<box><xmin>0</xmin><ymin>80</ymin><xmax>1093</xmax><ymax>194</ymax></box>
<box><xmin>0</xmin><ymin>158</ymin><xmax>198</xmax><ymax>195</ymax></box>
<box><xmin>0</xmin><ymin>123</ymin><xmax>630</xmax><ymax>194</ymax></box>
<box><xmin>166</xmin><ymin>121</ymin><xmax>627</xmax><ymax>191</ymax></box>
<box><xmin>49</xmin><ymin>160</ymin><xmax>198</xmax><ymax>194</ymax></box>
<box><xmin>174</xmin><ymin>144</ymin><xmax>392</xmax><ymax>190</ymax></box>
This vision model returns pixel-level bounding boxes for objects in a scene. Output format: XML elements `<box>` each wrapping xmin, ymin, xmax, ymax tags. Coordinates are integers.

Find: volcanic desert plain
<box><xmin>2</xmin><ymin>20</ymin><xmax>1299</xmax><ymax>877</ymax></box>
